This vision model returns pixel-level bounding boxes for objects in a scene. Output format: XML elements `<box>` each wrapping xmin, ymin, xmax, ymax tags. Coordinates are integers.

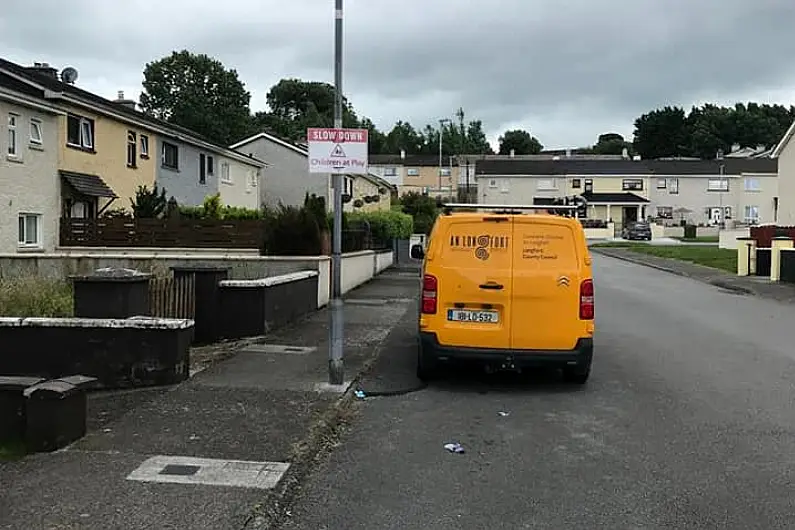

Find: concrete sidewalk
<box><xmin>591</xmin><ymin>246</ymin><xmax>795</xmax><ymax>303</ymax></box>
<box><xmin>0</xmin><ymin>268</ymin><xmax>420</xmax><ymax>530</ymax></box>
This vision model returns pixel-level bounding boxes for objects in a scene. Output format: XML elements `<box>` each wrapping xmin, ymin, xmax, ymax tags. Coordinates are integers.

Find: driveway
<box><xmin>278</xmin><ymin>254</ymin><xmax>795</xmax><ymax>530</ymax></box>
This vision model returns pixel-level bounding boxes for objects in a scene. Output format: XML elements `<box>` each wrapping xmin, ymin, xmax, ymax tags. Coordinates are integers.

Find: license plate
<box><xmin>447</xmin><ymin>309</ymin><xmax>500</xmax><ymax>323</ymax></box>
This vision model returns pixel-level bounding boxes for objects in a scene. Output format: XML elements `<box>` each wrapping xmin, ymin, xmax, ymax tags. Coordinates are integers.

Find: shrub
<box><xmin>347</xmin><ymin>210</ymin><xmax>414</xmax><ymax>241</ymax></box>
<box><xmin>177</xmin><ymin>193</ymin><xmax>264</xmax><ymax>220</ymax></box>
<box><xmin>0</xmin><ymin>276</ymin><xmax>73</xmax><ymax>317</ymax></box>
<box><xmin>262</xmin><ymin>204</ymin><xmax>322</xmax><ymax>256</ymax></box>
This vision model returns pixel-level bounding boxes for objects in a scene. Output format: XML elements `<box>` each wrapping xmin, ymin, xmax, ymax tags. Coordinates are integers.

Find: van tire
<box><xmin>562</xmin><ymin>365</ymin><xmax>590</xmax><ymax>385</ymax></box>
<box><xmin>417</xmin><ymin>349</ymin><xmax>439</xmax><ymax>381</ymax></box>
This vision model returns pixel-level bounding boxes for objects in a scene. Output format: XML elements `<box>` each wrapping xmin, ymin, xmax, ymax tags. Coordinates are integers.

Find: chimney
<box><xmin>25</xmin><ymin>62</ymin><xmax>58</xmax><ymax>79</ymax></box>
<box><xmin>400</xmin><ymin>149</ymin><xmax>406</xmax><ymax>159</ymax></box>
<box><xmin>509</xmin><ymin>149</ymin><xmax>515</xmax><ymax>158</ymax></box>
<box><xmin>113</xmin><ymin>90</ymin><xmax>137</xmax><ymax>111</ymax></box>
<box><xmin>565</xmin><ymin>148</ymin><xmax>572</xmax><ymax>158</ymax></box>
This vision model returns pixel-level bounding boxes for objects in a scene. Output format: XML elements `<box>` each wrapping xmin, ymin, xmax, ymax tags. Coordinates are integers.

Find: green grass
<box><xmin>673</xmin><ymin>236</ymin><xmax>719</xmax><ymax>243</ymax></box>
<box><xmin>0</xmin><ymin>276</ymin><xmax>73</xmax><ymax>317</ymax></box>
<box><xmin>592</xmin><ymin>242</ymin><xmax>737</xmax><ymax>272</ymax></box>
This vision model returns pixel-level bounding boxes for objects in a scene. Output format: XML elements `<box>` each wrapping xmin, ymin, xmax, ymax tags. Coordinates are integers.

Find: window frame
<box><xmin>406</xmin><ymin>168</ymin><xmax>419</xmax><ymax>177</ymax></box>
<box><xmin>707</xmin><ymin>179</ymin><xmax>729</xmax><ymax>192</ymax></box>
<box><xmin>744</xmin><ymin>177</ymin><xmax>761</xmax><ymax>192</ymax></box>
<box><xmin>8</xmin><ymin>113</ymin><xmax>18</xmax><ymax>157</ymax></box>
<box><xmin>744</xmin><ymin>205</ymin><xmax>759</xmax><ymax>224</ymax></box>
<box><xmin>656</xmin><ymin>178</ymin><xmax>667</xmax><ymax>189</ymax></box>
<box><xmin>668</xmin><ymin>178</ymin><xmax>679</xmax><ymax>194</ymax></box>
<box><xmin>161</xmin><ymin>141</ymin><xmax>179</xmax><ymax>170</ymax></box>
<box><xmin>537</xmin><ymin>178</ymin><xmax>557</xmax><ymax>191</ymax></box>
<box><xmin>126</xmin><ymin>131</ymin><xmax>137</xmax><ymax>168</ymax></box>
<box><xmin>66</xmin><ymin>114</ymin><xmax>95</xmax><ymax>151</ymax></box>
<box><xmin>140</xmin><ymin>135</ymin><xmax>149</xmax><ymax>158</ymax></box>
<box><xmin>17</xmin><ymin>213</ymin><xmax>41</xmax><ymax>248</ymax></box>
<box><xmin>29</xmin><ymin>117</ymin><xmax>42</xmax><ymax>146</ymax></box>
<box><xmin>199</xmin><ymin>153</ymin><xmax>207</xmax><ymax>184</ymax></box>
<box><xmin>622</xmin><ymin>178</ymin><xmax>643</xmax><ymax>191</ymax></box>
<box><xmin>220</xmin><ymin>161</ymin><xmax>231</xmax><ymax>183</ymax></box>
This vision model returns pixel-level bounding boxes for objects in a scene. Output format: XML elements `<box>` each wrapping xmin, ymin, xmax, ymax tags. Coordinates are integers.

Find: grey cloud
<box><xmin>2</xmin><ymin>0</ymin><xmax>795</xmax><ymax>148</ymax></box>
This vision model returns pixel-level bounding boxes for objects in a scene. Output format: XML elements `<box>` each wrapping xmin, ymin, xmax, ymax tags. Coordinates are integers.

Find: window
<box><xmin>384</xmin><ymin>167</ymin><xmax>397</xmax><ymax>177</ymax></box>
<box><xmin>744</xmin><ymin>205</ymin><xmax>759</xmax><ymax>224</ymax></box>
<box><xmin>140</xmin><ymin>135</ymin><xmax>149</xmax><ymax>158</ymax></box>
<box><xmin>66</xmin><ymin>114</ymin><xmax>94</xmax><ymax>150</ymax></box>
<box><xmin>724</xmin><ymin>206</ymin><xmax>732</xmax><ymax>219</ymax></box>
<box><xmin>199</xmin><ymin>153</ymin><xmax>206</xmax><ymax>184</ymax></box>
<box><xmin>488</xmin><ymin>179</ymin><xmax>497</xmax><ymax>188</ymax></box>
<box><xmin>537</xmin><ymin>179</ymin><xmax>557</xmax><ymax>190</ymax></box>
<box><xmin>162</xmin><ymin>141</ymin><xmax>179</xmax><ymax>170</ymax></box>
<box><xmin>406</xmin><ymin>168</ymin><xmax>419</xmax><ymax>176</ymax></box>
<box><xmin>29</xmin><ymin>118</ymin><xmax>42</xmax><ymax>146</ymax></box>
<box><xmin>584</xmin><ymin>179</ymin><xmax>593</xmax><ymax>193</ymax></box>
<box><xmin>248</xmin><ymin>169</ymin><xmax>258</xmax><ymax>189</ymax></box>
<box><xmin>656</xmin><ymin>178</ymin><xmax>667</xmax><ymax>189</ymax></box>
<box><xmin>7</xmin><ymin>113</ymin><xmax>18</xmax><ymax>156</ymax></box>
<box><xmin>344</xmin><ymin>176</ymin><xmax>354</xmax><ymax>196</ymax></box>
<box><xmin>744</xmin><ymin>177</ymin><xmax>760</xmax><ymax>191</ymax></box>
<box><xmin>571</xmin><ymin>178</ymin><xmax>581</xmax><ymax>189</ymax></box>
<box><xmin>126</xmin><ymin>131</ymin><xmax>137</xmax><ymax>167</ymax></box>
<box><xmin>656</xmin><ymin>206</ymin><xmax>673</xmax><ymax>219</ymax></box>
<box><xmin>668</xmin><ymin>178</ymin><xmax>679</xmax><ymax>194</ymax></box>
<box><xmin>220</xmin><ymin>162</ymin><xmax>231</xmax><ymax>183</ymax></box>
<box><xmin>207</xmin><ymin>155</ymin><xmax>214</xmax><ymax>176</ymax></box>
<box><xmin>17</xmin><ymin>213</ymin><xmax>40</xmax><ymax>247</ymax></box>
<box><xmin>622</xmin><ymin>179</ymin><xmax>643</xmax><ymax>191</ymax></box>
<box><xmin>500</xmin><ymin>180</ymin><xmax>509</xmax><ymax>193</ymax></box>
<box><xmin>707</xmin><ymin>179</ymin><xmax>729</xmax><ymax>191</ymax></box>
<box><xmin>440</xmin><ymin>167</ymin><xmax>451</xmax><ymax>177</ymax></box>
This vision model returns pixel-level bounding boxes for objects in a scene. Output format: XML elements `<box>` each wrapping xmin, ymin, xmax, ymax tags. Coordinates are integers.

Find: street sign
<box><xmin>307</xmin><ymin>127</ymin><xmax>368</xmax><ymax>174</ymax></box>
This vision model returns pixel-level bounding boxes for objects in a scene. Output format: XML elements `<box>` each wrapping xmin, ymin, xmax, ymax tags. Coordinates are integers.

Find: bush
<box><xmin>347</xmin><ymin>210</ymin><xmax>414</xmax><ymax>241</ymax></box>
<box><xmin>178</xmin><ymin>193</ymin><xmax>264</xmax><ymax>220</ymax></box>
<box><xmin>0</xmin><ymin>276</ymin><xmax>73</xmax><ymax>317</ymax></box>
<box><xmin>262</xmin><ymin>204</ymin><xmax>322</xmax><ymax>256</ymax></box>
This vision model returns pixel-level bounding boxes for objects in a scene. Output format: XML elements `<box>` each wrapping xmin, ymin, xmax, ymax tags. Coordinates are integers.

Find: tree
<box><xmin>130</xmin><ymin>185</ymin><xmax>168</xmax><ymax>218</ymax></box>
<box><xmin>254</xmin><ymin>78</ymin><xmax>361</xmax><ymax>141</ymax></box>
<box><xmin>592</xmin><ymin>133</ymin><xmax>632</xmax><ymax>155</ymax></box>
<box><xmin>497</xmin><ymin>129</ymin><xmax>543</xmax><ymax>155</ymax></box>
<box><xmin>139</xmin><ymin>50</ymin><xmax>253</xmax><ymax>145</ymax></box>
<box><xmin>632</xmin><ymin>106</ymin><xmax>690</xmax><ymax>159</ymax></box>
<box><xmin>399</xmin><ymin>192</ymin><xmax>438</xmax><ymax>234</ymax></box>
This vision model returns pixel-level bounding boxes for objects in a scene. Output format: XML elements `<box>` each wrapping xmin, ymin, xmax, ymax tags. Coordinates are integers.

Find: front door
<box><xmin>623</xmin><ymin>206</ymin><xmax>638</xmax><ymax>225</ymax></box>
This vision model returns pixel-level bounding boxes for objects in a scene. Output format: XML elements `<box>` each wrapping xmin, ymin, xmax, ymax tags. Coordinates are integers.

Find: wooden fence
<box><xmin>750</xmin><ymin>225</ymin><xmax>795</xmax><ymax>248</ymax></box>
<box><xmin>149</xmin><ymin>275</ymin><xmax>195</xmax><ymax>319</ymax></box>
<box><xmin>60</xmin><ymin>217</ymin><xmax>267</xmax><ymax>249</ymax></box>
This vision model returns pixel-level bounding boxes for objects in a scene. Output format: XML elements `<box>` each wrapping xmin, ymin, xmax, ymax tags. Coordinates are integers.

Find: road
<box><xmin>279</xmin><ymin>254</ymin><xmax>795</xmax><ymax>530</ymax></box>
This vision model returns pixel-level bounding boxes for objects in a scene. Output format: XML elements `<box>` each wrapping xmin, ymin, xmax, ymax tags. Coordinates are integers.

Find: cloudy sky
<box><xmin>2</xmin><ymin>0</ymin><xmax>795</xmax><ymax>150</ymax></box>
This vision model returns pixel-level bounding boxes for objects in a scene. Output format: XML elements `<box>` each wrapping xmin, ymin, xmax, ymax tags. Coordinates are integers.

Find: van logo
<box><xmin>557</xmin><ymin>276</ymin><xmax>570</xmax><ymax>286</ymax></box>
<box><xmin>449</xmin><ymin>234</ymin><xmax>509</xmax><ymax>261</ymax></box>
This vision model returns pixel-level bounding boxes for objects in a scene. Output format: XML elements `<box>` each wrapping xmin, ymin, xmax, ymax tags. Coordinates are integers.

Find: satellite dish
<box><xmin>61</xmin><ymin>67</ymin><xmax>79</xmax><ymax>84</ymax></box>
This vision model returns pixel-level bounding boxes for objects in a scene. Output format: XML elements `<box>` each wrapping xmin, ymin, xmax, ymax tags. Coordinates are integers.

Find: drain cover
<box><xmin>242</xmin><ymin>344</ymin><xmax>316</xmax><ymax>355</ymax></box>
<box><xmin>159</xmin><ymin>464</ymin><xmax>200</xmax><ymax>476</ymax></box>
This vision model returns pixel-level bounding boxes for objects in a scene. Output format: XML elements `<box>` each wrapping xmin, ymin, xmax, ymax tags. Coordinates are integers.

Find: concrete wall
<box><xmin>584</xmin><ymin>223</ymin><xmax>614</xmax><ymax>239</ymax></box>
<box><xmin>720</xmin><ymin>227</ymin><xmax>751</xmax><ymax>249</ymax></box>
<box><xmin>341</xmin><ymin>251</ymin><xmax>378</xmax><ymax>295</ymax></box>
<box><xmin>375</xmin><ymin>250</ymin><xmax>393</xmax><ymax>273</ymax></box>
<box><xmin>0</xmin><ymin>96</ymin><xmax>60</xmax><ymax>253</ymax></box>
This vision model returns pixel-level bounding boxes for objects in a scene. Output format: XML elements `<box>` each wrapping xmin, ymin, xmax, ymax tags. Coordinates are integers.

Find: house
<box><xmin>231</xmin><ymin>131</ymin><xmax>394</xmax><ymax>212</ymax></box>
<box><xmin>769</xmin><ymin>123</ymin><xmax>795</xmax><ymax>225</ymax></box>
<box><xmin>474</xmin><ymin>158</ymin><xmax>778</xmax><ymax>232</ymax></box>
<box><xmin>369</xmin><ymin>153</ymin><xmax>458</xmax><ymax>198</ymax></box>
<box><xmin>0</xmin><ymin>58</ymin><xmax>266</xmax><ymax>224</ymax></box>
<box><xmin>0</xmin><ymin>77</ymin><xmax>63</xmax><ymax>253</ymax></box>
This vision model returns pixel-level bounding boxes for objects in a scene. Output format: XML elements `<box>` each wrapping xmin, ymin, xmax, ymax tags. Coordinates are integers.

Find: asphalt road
<box><xmin>280</xmin><ymin>254</ymin><xmax>795</xmax><ymax>530</ymax></box>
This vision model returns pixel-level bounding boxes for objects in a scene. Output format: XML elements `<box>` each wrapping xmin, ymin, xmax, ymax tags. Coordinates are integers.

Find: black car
<box><xmin>622</xmin><ymin>221</ymin><xmax>652</xmax><ymax>241</ymax></box>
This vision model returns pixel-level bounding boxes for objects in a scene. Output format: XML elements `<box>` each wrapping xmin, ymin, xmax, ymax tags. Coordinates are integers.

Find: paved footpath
<box><xmin>0</xmin><ymin>267</ymin><xmax>419</xmax><ymax>530</ymax></box>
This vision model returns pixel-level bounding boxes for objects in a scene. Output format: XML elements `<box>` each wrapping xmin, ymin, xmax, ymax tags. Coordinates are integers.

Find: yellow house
<box><xmin>57</xmin><ymin>101</ymin><xmax>157</xmax><ymax>216</ymax></box>
<box><xmin>341</xmin><ymin>171</ymin><xmax>395</xmax><ymax>213</ymax></box>
<box><xmin>369</xmin><ymin>154</ymin><xmax>459</xmax><ymax>198</ymax></box>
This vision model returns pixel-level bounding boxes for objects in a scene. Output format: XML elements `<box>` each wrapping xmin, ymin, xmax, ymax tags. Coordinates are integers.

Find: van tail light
<box><xmin>422</xmin><ymin>274</ymin><xmax>438</xmax><ymax>314</ymax></box>
<box><xmin>579</xmin><ymin>279</ymin><xmax>594</xmax><ymax>320</ymax></box>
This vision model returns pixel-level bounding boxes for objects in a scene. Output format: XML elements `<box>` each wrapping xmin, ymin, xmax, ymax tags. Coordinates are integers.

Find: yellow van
<box><xmin>410</xmin><ymin>202</ymin><xmax>595</xmax><ymax>384</ymax></box>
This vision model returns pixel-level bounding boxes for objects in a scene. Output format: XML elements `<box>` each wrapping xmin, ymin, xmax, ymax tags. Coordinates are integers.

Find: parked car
<box><xmin>411</xmin><ymin>203</ymin><xmax>595</xmax><ymax>384</ymax></box>
<box><xmin>622</xmin><ymin>221</ymin><xmax>652</xmax><ymax>241</ymax></box>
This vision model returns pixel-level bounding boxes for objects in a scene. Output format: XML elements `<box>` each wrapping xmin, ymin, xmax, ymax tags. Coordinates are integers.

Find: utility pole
<box><xmin>438</xmin><ymin>118</ymin><xmax>451</xmax><ymax>195</ymax></box>
<box><xmin>718</xmin><ymin>163</ymin><xmax>725</xmax><ymax>230</ymax></box>
<box><xmin>329</xmin><ymin>0</ymin><xmax>344</xmax><ymax>385</ymax></box>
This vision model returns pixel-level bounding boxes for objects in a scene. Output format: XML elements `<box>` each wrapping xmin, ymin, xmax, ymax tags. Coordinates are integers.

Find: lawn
<box><xmin>0</xmin><ymin>276</ymin><xmax>73</xmax><ymax>317</ymax></box>
<box><xmin>592</xmin><ymin>242</ymin><xmax>737</xmax><ymax>272</ymax></box>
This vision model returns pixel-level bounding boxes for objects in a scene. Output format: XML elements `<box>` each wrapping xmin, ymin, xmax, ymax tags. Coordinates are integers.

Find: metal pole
<box><xmin>329</xmin><ymin>0</ymin><xmax>344</xmax><ymax>385</ymax></box>
<box><xmin>719</xmin><ymin>163</ymin><xmax>724</xmax><ymax>229</ymax></box>
<box><xmin>438</xmin><ymin>123</ymin><xmax>443</xmax><ymax>193</ymax></box>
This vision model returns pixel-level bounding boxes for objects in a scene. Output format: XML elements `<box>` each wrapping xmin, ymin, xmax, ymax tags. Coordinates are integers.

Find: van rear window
<box><xmin>516</xmin><ymin>222</ymin><xmax>578</xmax><ymax>269</ymax></box>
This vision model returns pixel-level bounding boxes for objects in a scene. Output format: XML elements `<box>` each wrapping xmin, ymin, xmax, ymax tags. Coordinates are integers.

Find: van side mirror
<box><xmin>410</xmin><ymin>244</ymin><xmax>425</xmax><ymax>260</ymax></box>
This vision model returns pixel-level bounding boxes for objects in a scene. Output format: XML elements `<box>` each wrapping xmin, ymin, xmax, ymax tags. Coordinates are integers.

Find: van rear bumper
<box><xmin>419</xmin><ymin>332</ymin><xmax>593</xmax><ymax>369</ymax></box>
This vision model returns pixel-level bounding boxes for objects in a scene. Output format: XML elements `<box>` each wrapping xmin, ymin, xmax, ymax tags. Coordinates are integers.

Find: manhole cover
<box><xmin>160</xmin><ymin>464</ymin><xmax>200</xmax><ymax>476</ymax></box>
<box><xmin>127</xmin><ymin>456</ymin><xmax>290</xmax><ymax>489</ymax></box>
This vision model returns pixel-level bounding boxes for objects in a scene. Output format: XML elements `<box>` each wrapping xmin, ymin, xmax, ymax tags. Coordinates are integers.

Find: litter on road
<box><xmin>443</xmin><ymin>442</ymin><xmax>465</xmax><ymax>454</ymax></box>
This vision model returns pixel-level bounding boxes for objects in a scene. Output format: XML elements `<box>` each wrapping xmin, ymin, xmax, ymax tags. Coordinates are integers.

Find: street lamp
<box><xmin>438</xmin><ymin>118</ymin><xmax>452</xmax><ymax>195</ymax></box>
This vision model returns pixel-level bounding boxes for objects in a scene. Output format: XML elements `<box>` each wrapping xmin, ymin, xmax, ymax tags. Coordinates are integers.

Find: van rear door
<box><xmin>433</xmin><ymin>215</ymin><xmax>513</xmax><ymax>349</ymax></box>
<box><xmin>510</xmin><ymin>217</ymin><xmax>583</xmax><ymax>350</ymax></box>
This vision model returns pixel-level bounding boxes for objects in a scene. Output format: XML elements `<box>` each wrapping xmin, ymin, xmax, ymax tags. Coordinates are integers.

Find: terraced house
<box><xmin>474</xmin><ymin>157</ymin><xmax>778</xmax><ymax>234</ymax></box>
<box><xmin>0</xmin><ymin>58</ymin><xmax>266</xmax><ymax>253</ymax></box>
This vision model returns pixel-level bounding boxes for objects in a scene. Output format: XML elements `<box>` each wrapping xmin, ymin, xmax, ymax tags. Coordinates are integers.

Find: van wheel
<box><xmin>562</xmin><ymin>365</ymin><xmax>590</xmax><ymax>385</ymax></box>
<box><xmin>417</xmin><ymin>349</ymin><xmax>439</xmax><ymax>381</ymax></box>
